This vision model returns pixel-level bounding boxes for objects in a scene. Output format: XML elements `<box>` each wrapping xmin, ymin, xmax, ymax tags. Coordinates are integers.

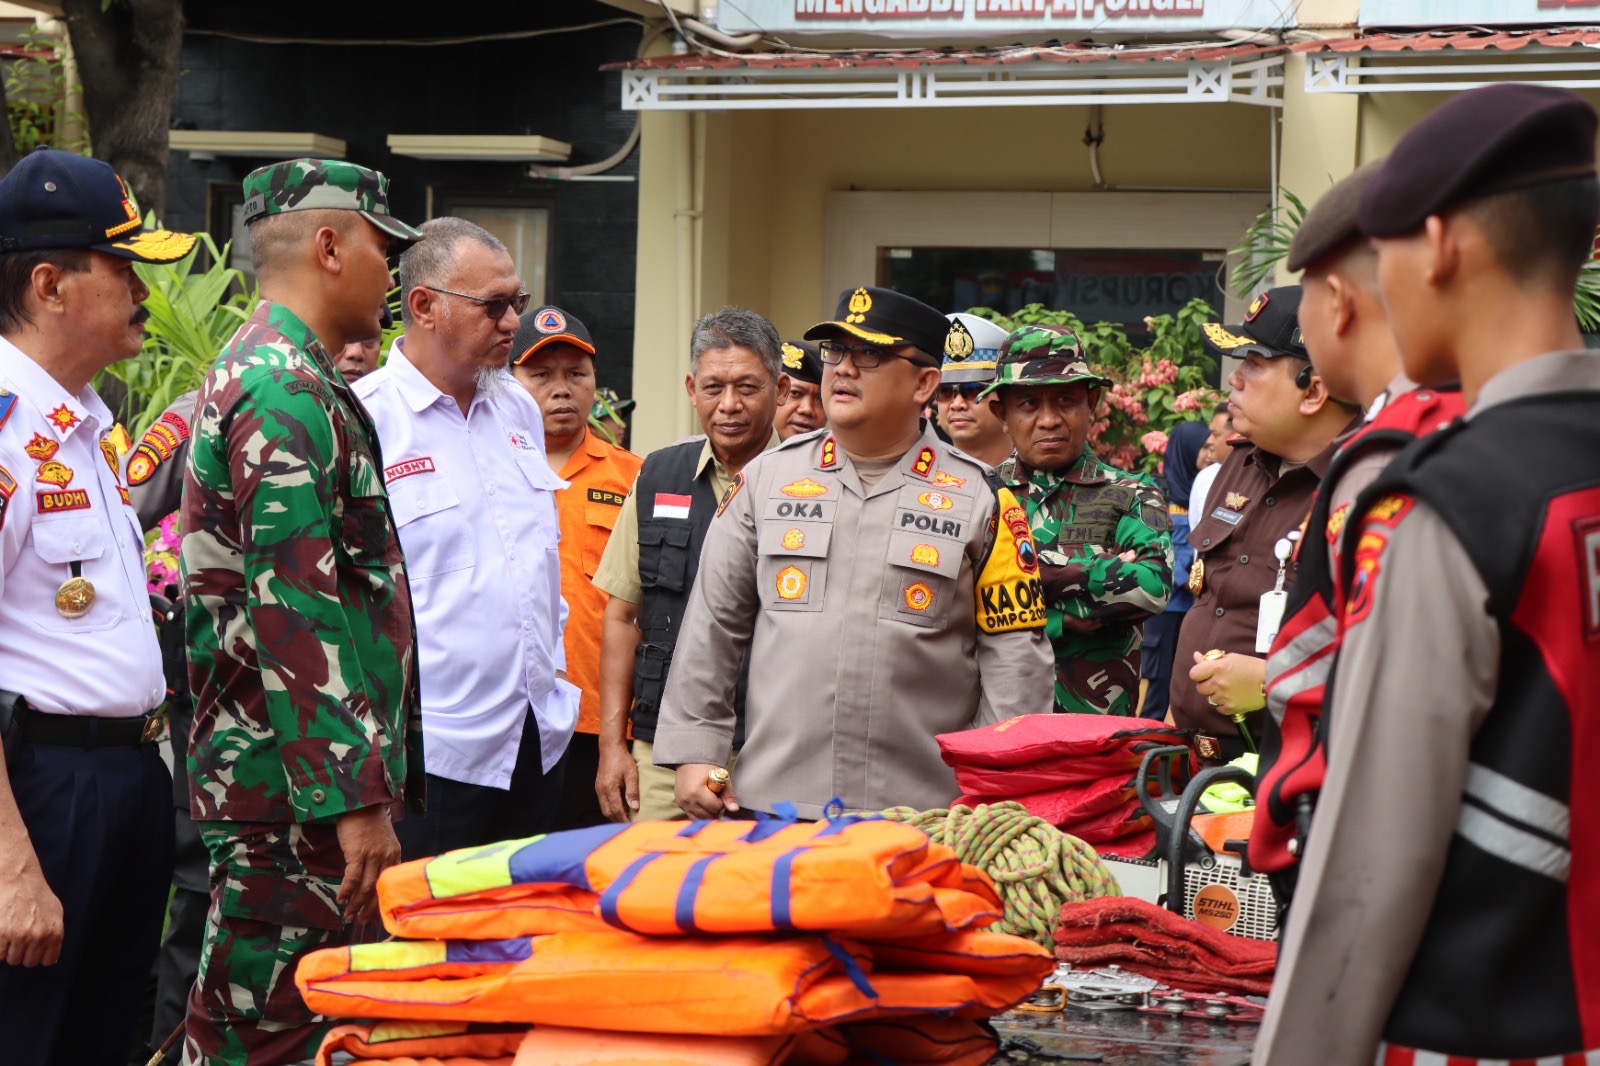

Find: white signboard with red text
<box><xmin>1361</xmin><ymin>0</ymin><xmax>1600</xmax><ymax>26</ymax></box>
<box><xmin>716</xmin><ymin>0</ymin><xmax>1292</xmax><ymax>36</ymax></box>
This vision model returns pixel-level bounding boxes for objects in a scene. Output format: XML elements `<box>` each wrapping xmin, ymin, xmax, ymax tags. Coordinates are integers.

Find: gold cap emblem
<box><xmin>845</xmin><ymin>287</ymin><xmax>872</xmax><ymax>324</ymax></box>
<box><xmin>781</xmin><ymin>343</ymin><xmax>804</xmax><ymax>370</ymax></box>
<box><xmin>944</xmin><ymin>320</ymin><xmax>974</xmax><ymax>361</ymax></box>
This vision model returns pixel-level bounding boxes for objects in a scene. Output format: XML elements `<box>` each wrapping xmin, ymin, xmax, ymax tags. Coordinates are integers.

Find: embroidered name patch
<box><xmin>37</xmin><ymin>488</ymin><xmax>90</xmax><ymax>512</ymax></box>
<box><xmin>587</xmin><ymin>488</ymin><xmax>626</xmax><ymax>507</ymax></box>
<box><xmin>384</xmin><ymin>457</ymin><xmax>436</xmax><ymax>483</ymax></box>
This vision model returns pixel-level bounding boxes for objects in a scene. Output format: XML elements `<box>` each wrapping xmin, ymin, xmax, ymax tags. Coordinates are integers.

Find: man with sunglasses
<box><xmin>181</xmin><ymin>158</ymin><xmax>427</xmax><ymax>1066</ymax></box>
<box><xmin>353</xmin><ymin>218</ymin><xmax>577</xmax><ymax>861</ymax></box>
<box><xmin>654</xmin><ymin>286</ymin><xmax>1053</xmax><ymax>820</ymax></box>
<box><xmin>1172</xmin><ymin>286</ymin><xmax>1359</xmax><ymax>761</ymax></box>
<box><xmin>983</xmin><ymin>326</ymin><xmax>1174</xmax><ymax>717</ymax></box>
<box><xmin>936</xmin><ymin>313</ymin><xmax>1013</xmax><ymax>468</ymax></box>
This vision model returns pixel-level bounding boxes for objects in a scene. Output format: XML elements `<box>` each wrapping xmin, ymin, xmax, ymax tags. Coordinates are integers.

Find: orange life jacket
<box><xmin>296</xmin><ymin>929</ymin><xmax>1053</xmax><ymax>1037</ymax></box>
<box><xmin>378</xmin><ymin>817</ymin><xmax>1001</xmax><ymax>942</ymax></box>
<box><xmin>316</xmin><ymin>1018</ymin><xmax>1000</xmax><ymax>1066</ymax></box>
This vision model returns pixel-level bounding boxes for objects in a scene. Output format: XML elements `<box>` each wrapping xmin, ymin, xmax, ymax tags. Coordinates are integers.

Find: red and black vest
<box><xmin>1251</xmin><ymin>388</ymin><xmax>1464</xmax><ymax>896</ymax></box>
<box><xmin>1328</xmin><ymin>390</ymin><xmax>1599</xmax><ymax>1057</ymax></box>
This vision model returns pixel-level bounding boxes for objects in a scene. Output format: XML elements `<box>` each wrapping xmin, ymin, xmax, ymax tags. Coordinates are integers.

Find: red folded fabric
<box><xmin>1053</xmin><ymin>896</ymin><xmax>1276</xmax><ymax>997</ymax></box>
<box><xmin>1059</xmin><ymin>800</ymin><xmax>1151</xmax><ymax>844</ymax></box>
<box><xmin>952</xmin><ymin>750</ymin><xmax>1161</xmax><ymax>795</ymax></box>
<box><xmin>939</xmin><ymin>715</ymin><xmax>1190</xmax><ymax>770</ymax></box>
<box><xmin>956</xmin><ymin>773</ymin><xmax>1135</xmax><ymax>829</ymax></box>
<box><xmin>1090</xmin><ymin>829</ymin><xmax>1156</xmax><ymax>860</ymax></box>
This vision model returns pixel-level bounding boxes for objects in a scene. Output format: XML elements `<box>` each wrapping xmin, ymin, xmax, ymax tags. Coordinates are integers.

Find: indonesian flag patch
<box><xmin>653</xmin><ymin>492</ymin><xmax>693</xmax><ymax>520</ymax></box>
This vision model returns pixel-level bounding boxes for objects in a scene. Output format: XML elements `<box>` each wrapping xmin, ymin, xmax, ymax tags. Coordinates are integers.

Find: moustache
<box><xmin>130</xmin><ymin>307</ymin><xmax>150</xmax><ymax>326</ymax></box>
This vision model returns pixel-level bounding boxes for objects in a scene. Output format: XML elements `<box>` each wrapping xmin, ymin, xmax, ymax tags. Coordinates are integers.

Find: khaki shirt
<box><xmin>652</xmin><ymin>425</ymin><xmax>1055</xmax><ymax>819</ymax></box>
<box><xmin>592</xmin><ymin>436</ymin><xmax>759</xmax><ymax>605</ymax></box>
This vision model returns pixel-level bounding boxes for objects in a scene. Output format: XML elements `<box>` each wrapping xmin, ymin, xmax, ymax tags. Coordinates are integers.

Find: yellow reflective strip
<box><xmin>349</xmin><ymin>940</ymin><xmax>447</xmax><ymax>973</ymax></box>
<box><xmin>421</xmin><ymin>837</ymin><xmax>530</xmax><ymax>899</ymax></box>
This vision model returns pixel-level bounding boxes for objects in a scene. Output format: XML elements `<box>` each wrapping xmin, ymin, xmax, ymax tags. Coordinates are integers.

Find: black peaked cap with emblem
<box><xmin>779</xmin><ymin>340</ymin><xmax>823</xmax><ymax>386</ymax></box>
<box><xmin>512</xmin><ymin>305</ymin><xmax>595</xmax><ymax>365</ymax></box>
<box><xmin>1359</xmin><ymin>83</ymin><xmax>1598</xmax><ymax>238</ymax></box>
<box><xmin>804</xmin><ymin>286</ymin><xmax>949</xmax><ymax>361</ymax></box>
<box><xmin>1202</xmin><ymin>285</ymin><xmax>1307</xmax><ymax>360</ymax></box>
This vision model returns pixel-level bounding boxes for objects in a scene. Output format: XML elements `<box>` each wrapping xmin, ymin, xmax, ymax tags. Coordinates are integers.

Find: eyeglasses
<box><xmin>818</xmin><ymin>339</ymin><xmax>935</xmax><ymax>369</ymax></box>
<box><xmin>936</xmin><ymin>382</ymin><xmax>986</xmax><ymax>403</ymax></box>
<box><xmin>422</xmin><ymin>286</ymin><xmax>531</xmax><ymax>320</ymax></box>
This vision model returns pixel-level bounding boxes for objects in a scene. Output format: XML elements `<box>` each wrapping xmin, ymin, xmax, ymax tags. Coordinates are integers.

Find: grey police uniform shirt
<box><xmin>127</xmin><ymin>391</ymin><xmax>198</xmax><ymax>531</ymax></box>
<box><xmin>652</xmin><ymin>423</ymin><xmax>1055</xmax><ymax>819</ymax></box>
<box><xmin>1253</xmin><ymin>353</ymin><xmax>1600</xmax><ymax>1066</ymax></box>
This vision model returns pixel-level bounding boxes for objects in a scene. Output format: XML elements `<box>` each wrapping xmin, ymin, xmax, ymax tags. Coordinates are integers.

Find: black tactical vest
<box><xmin>630</xmin><ymin>438</ymin><xmax>748</xmax><ymax>744</ymax></box>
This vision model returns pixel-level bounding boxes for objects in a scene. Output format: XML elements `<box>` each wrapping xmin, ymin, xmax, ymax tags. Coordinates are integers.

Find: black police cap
<box><xmin>1201</xmin><ymin>285</ymin><xmax>1307</xmax><ymax>361</ymax></box>
<box><xmin>803</xmin><ymin>286</ymin><xmax>949</xmax><ymax>362</ymax></box>
<box><xmin>0</xmin><ymin>147</ymin><xmax>195</xmax><ymax>263</ymax></box>
<box><xmin>779</xmin><ymin>340</ymin><xmax>823</xmax><ymax>386</ymax></box>
<box><xmin>1359</xmin><ymin>83</ymin><xmax>1598</xmax><ymax>238</ymax></box>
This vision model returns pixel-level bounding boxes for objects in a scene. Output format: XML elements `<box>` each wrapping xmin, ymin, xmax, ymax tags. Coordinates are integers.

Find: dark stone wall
<box><xmin>168</xmin><ymin>1</ymin><xmax>641</xmax><ymax>394</ymax></box>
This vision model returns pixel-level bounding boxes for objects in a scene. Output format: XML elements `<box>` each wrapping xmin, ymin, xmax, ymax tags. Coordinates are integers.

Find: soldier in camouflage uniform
<box><xmin>982</xmin><ymin>326</ymin><xmax>1173</xmax><ymax>716</ymax></box>
<box><xmin>179</xmin><ymin>159</ymin><xmax>427</xmax><ymax>1066</ymax></box>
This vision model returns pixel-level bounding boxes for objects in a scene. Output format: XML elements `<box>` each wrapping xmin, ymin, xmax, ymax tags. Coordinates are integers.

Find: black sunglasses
<box><xmin>422</xmin><ymin>286</ymin><xmax>531</xmax><ymax>321</ymax></box>
<box><xmin>936</xmin><ymin>382</ymin><xmax>986</xmax><ymax>402</ymax></box>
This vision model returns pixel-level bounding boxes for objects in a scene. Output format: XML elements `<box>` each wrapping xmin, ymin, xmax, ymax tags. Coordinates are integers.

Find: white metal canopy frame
<box><xmin>613</xmin><ymin>44</ymin><xmax>1286</xmax><ymax>111</ymax></box>
<box><xmin>1299</xmin><ymin>30</ymin><xmax>1600</xmax><ymax>95</ymax></box>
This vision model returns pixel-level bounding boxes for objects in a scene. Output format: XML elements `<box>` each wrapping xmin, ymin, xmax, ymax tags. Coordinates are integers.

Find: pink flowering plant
<box><xmin>967</xmin><ymin>298</ymin><xmax>1225</xmax><ymax>475</ymax></box>
<box><xmin>145</xmin><ymin>511</ymin><xmax>181</xmax><ymax>597</ymax></box>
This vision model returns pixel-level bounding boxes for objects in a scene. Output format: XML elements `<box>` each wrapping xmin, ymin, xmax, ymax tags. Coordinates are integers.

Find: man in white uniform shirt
<box><xmin>354</xmin><ymin>217</ymin><xmax>577</xmax><ymax>859</ymax></box>
<box><xmin>0</xmin><ymin>149</ymin><xmax>197</xmax><ymax>1065</ymax></box>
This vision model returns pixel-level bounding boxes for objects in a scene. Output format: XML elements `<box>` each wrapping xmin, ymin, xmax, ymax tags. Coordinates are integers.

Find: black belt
<box><xmin>21</xmin><ymin>710</ymin><xmax>162</xmax><ymax>748</ymax></box>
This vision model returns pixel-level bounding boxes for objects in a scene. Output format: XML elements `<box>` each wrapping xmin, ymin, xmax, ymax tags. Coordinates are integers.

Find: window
<box><xmin>433</xmin><ymin>195</ymin><xmax>552</xmax><ymax>305</ymax></box>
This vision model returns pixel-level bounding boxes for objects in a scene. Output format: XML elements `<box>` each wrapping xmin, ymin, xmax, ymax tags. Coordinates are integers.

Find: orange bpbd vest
<box><xmin>1250</xmin><ymin>387</ymin><xmax>1464</xmax><ymax>887</ymax></box>
<box><xmin>378</xmin><ymin>815</ymin><xmax>1002</xmax><ymax>942</ymax></box>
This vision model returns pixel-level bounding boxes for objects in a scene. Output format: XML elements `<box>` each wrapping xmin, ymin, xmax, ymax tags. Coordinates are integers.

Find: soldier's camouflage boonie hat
<box><xmin>240</xmin><ymin>158</ymin><xmax>424</xmax><ymax>248</ymax></box>
<box><xmin>978</xmin><ymin>325</ymin><xmax>1113</xmax><ymax>399</ymax></box>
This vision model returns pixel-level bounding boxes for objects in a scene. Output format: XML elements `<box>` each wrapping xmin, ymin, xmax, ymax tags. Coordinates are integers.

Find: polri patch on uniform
<box><xmin>384</xmin><ymin>457</ymin><xmax>436</xmax><ymax>483</ymax></box>
<box><xmin>1344</xmin><ymin>530</ymin><xmax>1388</xmax><ymax>625</ymax></box>
<box><xmin>716</xmin><ymin>473</ymin><xmax>744</xmax><ymax>518</ymax></box>
<box><xmin>918</xmin><ymin>490</ymin><xmax>955</xmax><ymax>512</ymax></box>
<box><xmin>782</xmin><ymin>528</ymin><xmax>805</xmax><ymax>550</ymax></box>
<box><xmin>911</xmin><ymin>446</ymin><xmax>936</xmax><ymax>479</ymax></box>
<box><xmin>126</xmin><ymin>446</ymin><xmax>159</xmax><ymax>486</ymax></box>
<box><xmin>587</xmin><ymin>488</ymin><xmax>626</xmax><ymax>507</ymax></box>
<box><xmin>1364</xmin><ymin>493</ymin><xmax>1414</xmax><ymax>528</ymax></box>
<box><xmin>1210</xmin><ymin>506</ymin><xmax>1244</xmax><ymax>526</ymax></box>
<box><xmin>820</xmin><ymin>436</ymin><xmax>838</xmax><ymax>469</ymax></box>
<box><xmin>158</xmin><ymin>411</ymin><xmax>189</xmax><ymax>440</ymax></box>
<box><xmin>775</xmin><ymin>564</ymin><xmax>806</xmax><ymax>601</ymax></box>
<box><xmin>932</xmin><ymin>471</ymin><xmax>966</xmax><ymax>488</ymax></box>
<box><xmin>654</xmin><ymin>492</ymin><xmax>692</xmax><ymax>520</ymax></box>
<box><xmin>903</xmin><ymin>581</ymin><xmax>934</xmax><ymax>612</ymax></box>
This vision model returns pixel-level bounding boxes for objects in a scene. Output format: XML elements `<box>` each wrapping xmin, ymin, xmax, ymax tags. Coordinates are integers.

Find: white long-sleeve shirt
<box><xmin>355</xmin><ymin>342</ymin><xmax>575</xmax><ymax>788</ymax></box>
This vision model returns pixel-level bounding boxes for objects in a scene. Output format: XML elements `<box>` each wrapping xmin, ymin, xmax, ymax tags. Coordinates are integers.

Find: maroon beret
<box><xmin>1287</xmin><ymin>161</ymin><xmax>1381</xmax><ymax>274</ymax></box>
<box><xmin>1358</xmin><ymin>83</ymin><xmax>1597</xmax><ymax>238</ymax></box>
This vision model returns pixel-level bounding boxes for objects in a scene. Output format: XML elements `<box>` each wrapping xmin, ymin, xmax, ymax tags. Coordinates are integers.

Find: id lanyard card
<box><xmin>1255</xmin><ymin>535</ymin><xmax>1298</xmax><ymax>654</ymax></box>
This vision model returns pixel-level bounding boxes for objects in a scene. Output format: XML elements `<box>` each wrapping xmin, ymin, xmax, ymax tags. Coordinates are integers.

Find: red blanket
<box><xmin>1053</xmin><ymin>896</ymin><xmax>1276</xmax><ymax>997</ymax></box>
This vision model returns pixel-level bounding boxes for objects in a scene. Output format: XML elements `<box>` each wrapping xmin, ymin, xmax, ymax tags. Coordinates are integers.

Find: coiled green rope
<box><xmin>882</xmin><ymin>801</ymin><xmax>1122</xmax><ymax>950</ymax></box>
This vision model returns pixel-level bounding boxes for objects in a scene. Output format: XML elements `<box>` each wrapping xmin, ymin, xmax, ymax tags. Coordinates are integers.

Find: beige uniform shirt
<box><xmin>652</xmin><ymin>425</ymin><xmax>1055</xmax><ymax>819</ymax></box>
<box><xmin>592</xmin><ymin>436</ymin><xmax>765</xmax><ymax>605</ymax></box>
<box><xmin>1255</xmin><ymin>353</ymin><xmax>1600</xmax><ymax>1066</ymax></box>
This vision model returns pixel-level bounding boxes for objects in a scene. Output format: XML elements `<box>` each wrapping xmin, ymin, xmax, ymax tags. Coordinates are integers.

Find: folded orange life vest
<box><xmin>296</xmin><ymin>929</ymin><xmax>1053</xmax><ymax>1037</ymax></box>
<box><xmin>378</xmin><ymin>817</ymin><xmax>1001</xmax><ymax>942</ymax></box>
<box><xmin>319</xmin><ymin>1019</ymin><xmax>999</xmax><ymax>1066</ymax></box>
<box><xmin>315</xmin><ymin>1021</ymin><xmax>525</xmax><ymax>1066</ymax></box>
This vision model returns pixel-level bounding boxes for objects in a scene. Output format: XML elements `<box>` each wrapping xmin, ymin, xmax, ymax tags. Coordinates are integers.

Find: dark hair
<box><xmin>0</xmin><ymin>249</ymin><xmax>91</xmax><ymax>334</ymax></box>
<box><xmin>1212</xmin><ymin>402</ymin><xmax>1231</xmax><ymax>420</ymax></box>
<box><xmin>690</xmin><ymin>307</ymin><xmax>782</xmax><ymax>382</ymax></box>
<box><xmin>1468</xmin><ymin>175</ymin><xmax>1600</xmax><ymax>286</ymax></box>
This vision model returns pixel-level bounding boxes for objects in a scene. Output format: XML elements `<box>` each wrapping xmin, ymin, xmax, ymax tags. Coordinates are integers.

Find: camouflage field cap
<box><xmin>979</xmin><ymin>325</ymin><xmax>1112</xmax><ymax>399</ymax></box>
<box><xmin>240</xmin><ymin>158</ymin><xmax>424</xmax><ymax>247</ymax></box>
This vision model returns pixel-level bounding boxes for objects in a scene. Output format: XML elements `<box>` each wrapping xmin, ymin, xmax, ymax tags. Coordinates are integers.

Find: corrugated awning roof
<box><xmin>607</xmin><ymin>40</ymin><xmax>1286</xmax><ymax>73</ymax></box>
<box><xmin>1296</xmin><ymin>28</ymin><xmax>1600</xmax><ymax>94</ymax></box>
<box><xmin>1293</xmin><ymin>28</ymin><xmax>1600</xmax><ymax>55</ymax></box>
